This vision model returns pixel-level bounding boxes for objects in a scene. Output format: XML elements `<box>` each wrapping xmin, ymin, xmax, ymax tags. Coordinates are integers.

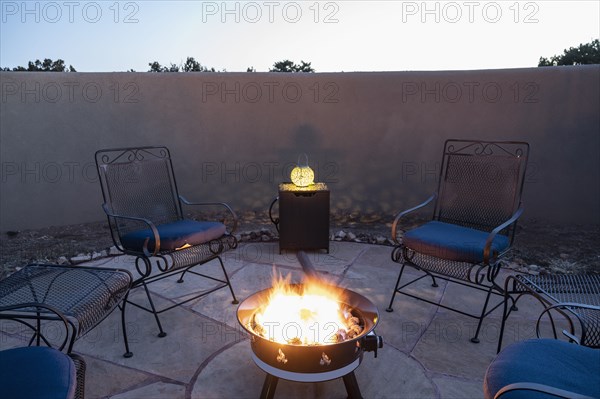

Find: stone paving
<box><xmin>1</xmin><ymin>241</ymin><xmax>571</xmax><ymax>398</ymax></box>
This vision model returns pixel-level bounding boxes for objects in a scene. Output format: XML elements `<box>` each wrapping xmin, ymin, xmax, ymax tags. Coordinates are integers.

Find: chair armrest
<box><xmin>483</xmin><ymin>206</ymin><xmax>524</xmax><ymax>264</ymax></box>
<box><xmin>102</xmin><ymin>203</ymin><xmax>160</xmax><ymax>256</ymax></box>
<box><xmin>536</xmin><ymin>302</ymin><xmax>600</xmax><ymax>346</ymax></box>
<box><xmin>179</xmin><ymin>196</ymin><xmax>239</xmax><ymax>234</ymax></box>
<box><xmin>391</xmin><ymin>194</ymin><xmax>437</xmax><ymax>244</ymax></box>
<box><xmin>495</xmin><ymin>382</ymin><xmax>596</xmax><ymax>399</ymax></box>
<box><xmin>0</xmin><ymin>303</ymin><xmax>72</xmax><ymax>352</ymax></box>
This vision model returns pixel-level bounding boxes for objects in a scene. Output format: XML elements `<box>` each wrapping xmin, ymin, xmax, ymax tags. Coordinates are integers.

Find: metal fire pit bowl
<box><xmin>237</xmin><ymin>284</ymin><xmax>381</xmax><ymax>379</ymax></box>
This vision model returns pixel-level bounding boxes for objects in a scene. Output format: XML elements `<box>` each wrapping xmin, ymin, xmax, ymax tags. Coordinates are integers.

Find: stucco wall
<box><xmin>1</xmin><ymin>66</ymin><xmax>598</xmax><ymax>231</ymax></box>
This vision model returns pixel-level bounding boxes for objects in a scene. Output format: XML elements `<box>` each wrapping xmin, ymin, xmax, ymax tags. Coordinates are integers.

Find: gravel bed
<box><xmin>1</xmin><ymin>211</ymin><xmax>598</xmax><ymax>280</ymax></box>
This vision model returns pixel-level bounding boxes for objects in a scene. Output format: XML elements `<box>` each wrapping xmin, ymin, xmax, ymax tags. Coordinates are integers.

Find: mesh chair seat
<box><xmin>167</xmin><ymin>234</ymin><xmax>237</xmax><ymax>270</ymax></box>
<box><xmin>512</xmin><ymin>274</ymin><xmax>600</xmax><ymax>302</ymax></box>
<box><xmin>0</xmin><ymin>264</ymin><xmax>131</xmax><ymax>338</ymax></box>
<box><xmin>407</xmin><ymin>252</ymin><xmax>488</xmax><ymax>283</ymax></box>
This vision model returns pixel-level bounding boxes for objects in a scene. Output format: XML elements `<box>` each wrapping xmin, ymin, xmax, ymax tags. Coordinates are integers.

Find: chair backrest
<box><xmin>95</xmin><ymin>147</ymin><xmax>183</xmax><ymax>236</ymax></box>
<box><xmin>434</xmin><ymin>140</ymin><xmax>529</xmax><ymax>238</ymax></box>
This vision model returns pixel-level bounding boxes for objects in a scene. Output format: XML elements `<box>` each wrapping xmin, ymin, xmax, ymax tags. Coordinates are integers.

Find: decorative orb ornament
<box><xmin>290</xmin><ymin>153</ymin><xmax>315</xmax><ymax>187</ymax></box>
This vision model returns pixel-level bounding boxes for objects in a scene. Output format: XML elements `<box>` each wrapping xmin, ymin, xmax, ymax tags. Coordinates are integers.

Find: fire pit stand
<box><xmin>247</xmin><ymin>318</ymin><xmax>382</xmax><ymax>399</ymax></box>
<box><xmin>255</xmin><ymin>354</ymin><xmax>363</xmax><ymax>399</ymax></box>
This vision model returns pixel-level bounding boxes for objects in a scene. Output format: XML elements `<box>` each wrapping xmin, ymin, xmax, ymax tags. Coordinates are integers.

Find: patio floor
<box><xmin>1</xmin><ymin>241</ymin><xmax>567</xmax><ymax>398</ymax></box>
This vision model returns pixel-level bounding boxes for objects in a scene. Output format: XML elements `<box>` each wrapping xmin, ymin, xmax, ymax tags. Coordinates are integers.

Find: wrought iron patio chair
<box><xmin>386</xmin><ymin>139</ymin><xmax>529</xmax><ymax>343</ymax></box>
<box><xmin>95</xmin><ymin>146</ymin><xmax>239</xmax><ymax>357</ymax></box>
<box><xmin>0</xmin><ymin>263</ymin><xmax>132</xmax><ymax>354</ymax></box>
<box><xmin>484</xmin><ymin>305</ymin><xmax>600</xmax><ymax>399</ymax></box>
<box><xmin>0</xmin><ymin>263</ymin><xmax>131</xmax><ymax>398</ymax></box>
<box><xmin>498</xmin><ymin>274</ymin><xmax>600</xmax><ymax>353</ymax></box>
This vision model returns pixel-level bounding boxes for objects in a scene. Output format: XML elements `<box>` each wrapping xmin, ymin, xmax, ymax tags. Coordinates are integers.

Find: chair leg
<box><xmin>386</xmin><ymin>262</ymin><xmax>408</xmax><ymax>312</ymax></box>
<box><xmin>177</xmin><ymin>265</ymin><xmax>193</xmax><ymax>283</ymax></box>
<box><xmin>497</xmin><ymin>278</ymin><xmax>523</xmax><ymax>352</ymax></box>
<box><xmin>66</xmin><ymin>320</ymin><xmax>78</xmax><ymax>354</ymax></box>
<box><xmin>497</xmin><ymin>290</ymin><xmax>511</xmax><ymax>353</ymax></box>
<box><xmin>471</xmin><ymin>285</ymin><xmax>494</xmax><ymax>343</ymax></box>
<box><xmin>120</xmin><ymin>293</ymin><xmax>133</xmax><ymax>358</ymax></box>
<box><xmin>427</xmin><ymin>270</ymin><xmax>439</xmax><ymax>288</ymax></box>
<box><xmin>217</xmin><ymin>256</ymin><xmax>238</xmax><ymax>304</ymax></box>
<box><xmin>142</xmin><ymin>282</ymin><xmax>167</xmax><ymax>338</ymax></box>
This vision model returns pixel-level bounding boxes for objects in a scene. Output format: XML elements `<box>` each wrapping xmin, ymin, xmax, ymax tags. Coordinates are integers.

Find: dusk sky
<box><xmin>1</xmin><ymin>1</ymin><xmax>599</xmax><ymax>72</ymax></box>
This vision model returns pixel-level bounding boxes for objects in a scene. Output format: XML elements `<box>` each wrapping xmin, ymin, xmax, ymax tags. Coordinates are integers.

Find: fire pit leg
<box><xmin>260</xmin><ymin>374</ymin><xmax>279</xmax><ymax>399</ymax></box>
<box><xmin>342</xmin><ymin>371</ymin><xmax>363</xmax><ymax>399</ymax></box>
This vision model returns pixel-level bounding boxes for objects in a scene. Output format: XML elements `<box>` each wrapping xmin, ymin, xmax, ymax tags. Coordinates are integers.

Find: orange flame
<box><xmin>253</xmin><ymin>272</ymin><xmax>357</xmax><ymax>345</ymax></box>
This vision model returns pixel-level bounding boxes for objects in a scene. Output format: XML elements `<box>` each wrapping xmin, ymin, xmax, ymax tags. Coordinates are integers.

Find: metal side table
<box><xmin>269</xmin><ymin>183</ymin><xmax>330</xmax><ymax>253</ymax></box>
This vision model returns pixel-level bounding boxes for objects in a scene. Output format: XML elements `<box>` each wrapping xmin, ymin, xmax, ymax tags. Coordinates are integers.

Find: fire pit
<box><xmin>237</xmin><ymin>257</ymin><xmax>383</xmax><ymax>399</ymax></box>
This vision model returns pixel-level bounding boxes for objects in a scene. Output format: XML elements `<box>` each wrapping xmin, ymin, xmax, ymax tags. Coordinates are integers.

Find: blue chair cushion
<box><xmin>484</xmin><ymin>339</ymin><xmax>600</xmax><ymax>399</ymax></box>
<box><xmin>402</xmin><ymin>221</ymin><xmax>509</xmax><ymax>263</ymax></box>
<box><xmin>0</xmin><ymin>346</ymin><xmax>77</xmax><ymax>399</ymax></box>
<box><xmin>121</xmin><ymin>220</ymin><xmax>226</xmax><ymax>252</ymax></box>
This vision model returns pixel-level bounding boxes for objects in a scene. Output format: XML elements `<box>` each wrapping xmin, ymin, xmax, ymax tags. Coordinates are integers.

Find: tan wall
<box><xmin>1</xmin><ymin>66</ymin><xmax>598</xmax><ymax>231</ymax></box>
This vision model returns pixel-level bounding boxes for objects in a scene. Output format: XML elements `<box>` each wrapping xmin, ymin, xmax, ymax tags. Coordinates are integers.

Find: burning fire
<box><xmin>252</xmin><ymin>274</ymin><xmax>363</xmax><ymax>345</ymax></box>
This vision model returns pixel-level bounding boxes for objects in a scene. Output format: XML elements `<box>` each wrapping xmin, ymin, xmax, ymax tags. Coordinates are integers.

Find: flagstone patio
<box><xmin>0</xmin><ymin>241</ymin><xmax>569</xmax><ymax>398</ymax></box>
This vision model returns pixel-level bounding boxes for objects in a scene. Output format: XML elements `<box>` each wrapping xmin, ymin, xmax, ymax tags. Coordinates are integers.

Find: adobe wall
<box><xmin>1</xmin><ymin>66</ymin><xmax>598</xmax><ymax>230</ymax></box>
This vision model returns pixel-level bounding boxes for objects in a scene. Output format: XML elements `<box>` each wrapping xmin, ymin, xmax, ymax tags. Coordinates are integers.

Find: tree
<box><xmin>181</xmin><ymin>57</ymin><xmax>215</xmax><ymax>72</ymax></box>
<box><xmin>147</xmin><ymin>61</ymin><xmax>163</xmax><ymax>72</ymax></box>
<box><xmin>269</xmin><ymin>60</ymin><xmax>315</xmax><ymax>73</ymax></box>
<box><xmin>1</xmin><ymin>58</ymin><xmax>76</xmax><ymax>72</ymax></box>
<box><xmin>538</xmin><ymin>39</ymin><xmax>600</xmax><ymax>66</ymax></box>
<box><xmin>148</xmin><ymin>61</ymin><xmax>179</xmax><ymax>72</ymax></box>
<box><xmin>148</xmin><ymin>57</ymin><xmax>215</xmax><ymax>72</ymax></box>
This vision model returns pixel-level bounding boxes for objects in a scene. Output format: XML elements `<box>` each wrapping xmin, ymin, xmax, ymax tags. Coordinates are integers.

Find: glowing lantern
<box><xmin>290</xmin><ymin>153</ymin><xmax>315</xmax><ymax>187</ymax></box>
